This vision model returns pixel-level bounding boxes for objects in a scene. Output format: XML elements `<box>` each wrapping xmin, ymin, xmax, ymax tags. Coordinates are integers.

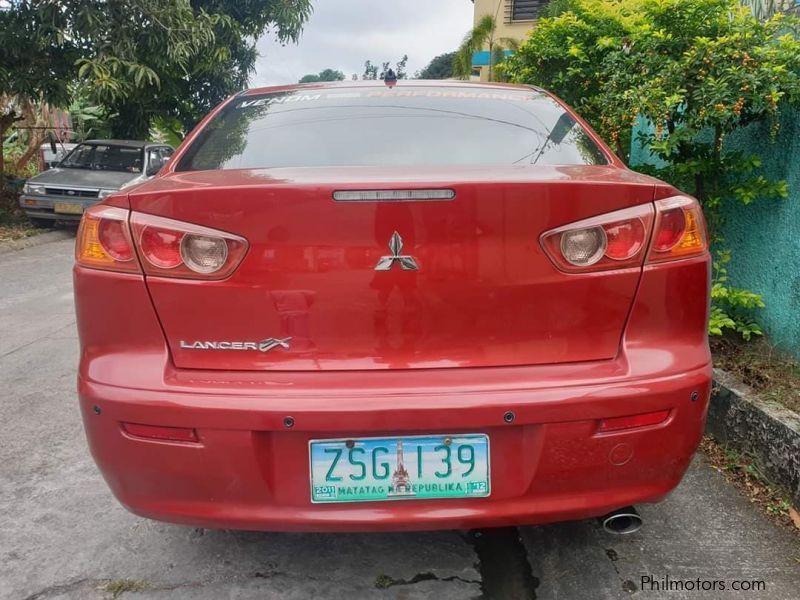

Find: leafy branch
<box><xmin>503</xmin><ymin>0</ymin><xmax>800</xmax><ymax>339</ymax></box>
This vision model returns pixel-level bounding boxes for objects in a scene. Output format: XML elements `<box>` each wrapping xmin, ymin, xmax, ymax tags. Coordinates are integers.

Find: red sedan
<box><xmin>74</xmin><ymin>81</ymin><xmax>711</xmax><ymax>532</ymax></box>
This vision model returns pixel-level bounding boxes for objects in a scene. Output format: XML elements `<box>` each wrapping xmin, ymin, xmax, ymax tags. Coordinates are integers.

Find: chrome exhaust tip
<box><xmin>601</xmin><ymin>506</ymin><xmax>642</xmax><ymax>535</ymax></box>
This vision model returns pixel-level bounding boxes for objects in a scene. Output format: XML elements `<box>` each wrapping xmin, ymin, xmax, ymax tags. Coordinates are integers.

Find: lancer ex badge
<box><xmin>258</xmin><ymin>337</ymin><xmax>292</xmax><ymax>352</ymax></box>
<box><xmin>375</xmin><ymin>231</ymin><xmax>419</xmax><ymax>271</ymax></box>
<box><xmin>179</xmin><ymin>337</ymin><xmax>291</xmax><ymax>352</ymax></box>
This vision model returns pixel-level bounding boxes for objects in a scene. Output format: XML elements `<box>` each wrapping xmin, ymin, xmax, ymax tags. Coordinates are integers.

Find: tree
<box><xmin>363</xmin><ymin>60</ymin><xmax>379</xmax><ymax>80</ymax></box>
<box><xmin>454</xmin><ymin>14</ymin><xmax>518</xmax><ymax>81</ymax></box>
<box><xmin>0</xmin><ymin>4</ymin><xmax>75</xmax><ymax>186</ymax></box>
<box><xmin>8</xmin><ymin>102</ymin><xmax>63</xmax><ymax>174</ymax></box>
<box><xmin>395</xmin><ymin>55</ymin><xmax>409</xmax><ymax>79</ymax></box>
<box><xmin>545</xmin><ymin>0</ymin><xmax>579</xmax><ymax>16</ymax></box>
<box><xmin>362</xmin><ymin>56</ymin><xmax>409</xmax><ymax>80</ymax></box>
<box><xmin>0</xmin><ymin>0</ymin><xmax>313</xmax><ymax>182</ymax></box>
<box><xmin>299</xmin><ymin>69</ymin><xmax>346</xmax><ymax>83</ymax></box>
<box><xmin>69</xmin><ymin>93</ymin><xmax>113</xmax><ymax>143</ymax></box>
<box><xmin>502</xmin><ymin>0</ymin><xmax>800</xmax><ymax>338</ymax></box>
<box><xmin>418</xmin><ymin>52</ymin><xmax>457</xmax><ymax>79</ymax></box>
<box><xmin>87</xmin><ymin>0</ymin><xmax>313</xmax><ymax>138</ymax></box>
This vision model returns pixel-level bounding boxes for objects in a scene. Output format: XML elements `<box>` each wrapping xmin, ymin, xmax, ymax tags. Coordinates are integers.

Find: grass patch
<box><xmin>374</xmin><ymin>574</ymin><xmax>394</xmax><ymax>589</ymax></box>
<box><xmin>0</xmin><ymin>185</ymin><xmax>41</xmax><ymax>242</ymax></box>
<box><xmin>0</xmin><ymin>222</ymin><xmax>42</xmax><ymax>242</ymax></box>
<box><xmin>701</xmin><ymin>436</ymin><xmax>798</xmax><ymax>534</ymax></box>
<box><xmin>0</xmin><ymin>185</ymin><xmax>54</xmax><ymax>242</ymax></box>
<box><xmin>102</xmin><ymin>579</ymin><xmax>148</xmax><ymax>598</ymax></box>
<box><xmin>711</xmin><ymin>335</ymin><xmax>800</xmax><ymax>414</ymax></box>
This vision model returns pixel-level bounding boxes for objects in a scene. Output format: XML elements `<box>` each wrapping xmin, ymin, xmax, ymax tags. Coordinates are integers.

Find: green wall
<box><xmin>719</xmin><ymin>108</ymin><xmax>800</xmax><ymax>355</ymax></box>
<box><xmin>631</xmin><ymin>108</ymin><xmax>800</xmax><ymax>357</ymax></box>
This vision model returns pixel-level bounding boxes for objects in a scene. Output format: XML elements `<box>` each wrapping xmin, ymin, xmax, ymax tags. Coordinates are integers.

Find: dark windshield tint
<box><xmin>177</xmin><ymin>87</ymin><xmax>608</xmax><ymax>171</ymax></box>
<box><xmin>61</xmin><ymin>144</ymin><xmax>144</xmax><ymax>173</ymax></box>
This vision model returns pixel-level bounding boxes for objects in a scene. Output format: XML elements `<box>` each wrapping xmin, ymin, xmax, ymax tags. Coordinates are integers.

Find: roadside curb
<box><xmin>707</xmin><ymin>368</ymin><xmax>800</xmax><ymax>507</ymax></box>
<box><xmin>0</xmin><ymin>230</ymin><xmax>74</xmax><ymax>256</ymax></box>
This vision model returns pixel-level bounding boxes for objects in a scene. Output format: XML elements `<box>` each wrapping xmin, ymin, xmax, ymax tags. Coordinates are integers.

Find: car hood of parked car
<box><xmin>28</xmin><ymin>167</ymin><xmax>141</xmax><ymax>189</ymax></box>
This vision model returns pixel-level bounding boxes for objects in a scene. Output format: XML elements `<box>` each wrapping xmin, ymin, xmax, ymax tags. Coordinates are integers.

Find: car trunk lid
<box><xmin>130</xmin><ymin>166</ymin><xmax>655</xmax><ymax>371</ymax></box>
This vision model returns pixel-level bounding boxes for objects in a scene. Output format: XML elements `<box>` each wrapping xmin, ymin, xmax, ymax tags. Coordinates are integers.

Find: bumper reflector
<box><xmin>122</xmin><ymin>422</ymin><xmax>199</xmax><ymax>443</ymax></box>
<box><xmin>598</xmin><ymin>410</ymin><xmax>670</xmax><ymax>433</ymax></box>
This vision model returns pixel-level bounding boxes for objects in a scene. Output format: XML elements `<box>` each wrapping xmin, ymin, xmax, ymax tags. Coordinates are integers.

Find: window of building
<box><xmin>511</xmin><ymin>0</ymin><xmax>547</xmax><ymax>21</ymax></box>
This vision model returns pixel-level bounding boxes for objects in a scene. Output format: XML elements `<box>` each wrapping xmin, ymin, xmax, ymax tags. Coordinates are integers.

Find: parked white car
<box><xmin>20</xmin><ymin>140</ymin><xmax>174</xmax><ymax>224</ymax></box>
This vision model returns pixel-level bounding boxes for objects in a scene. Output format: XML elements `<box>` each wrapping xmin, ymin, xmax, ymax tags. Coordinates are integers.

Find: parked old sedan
<box><xmin>73</xmin><ymin>81</ymin><xmax>711</xmax><ymax>533</ymax></box>
<box><xmin>20</xmin><ymin>139</ymin><xmax>173</xmax><ymax>225</ymax></box>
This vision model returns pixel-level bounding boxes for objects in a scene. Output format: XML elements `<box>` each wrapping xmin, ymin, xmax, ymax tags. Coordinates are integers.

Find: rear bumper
<box><xmin>78</xmin><ymin>362</ymin><xmax>712</xmax><ymax>532</ymax></box>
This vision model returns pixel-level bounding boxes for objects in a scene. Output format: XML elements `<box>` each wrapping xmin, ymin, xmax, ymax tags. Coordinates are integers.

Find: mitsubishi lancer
<box><xmin>74</xmin><ymin>81</ymin><xmax>711</xmax><ymax>532</ymax></box>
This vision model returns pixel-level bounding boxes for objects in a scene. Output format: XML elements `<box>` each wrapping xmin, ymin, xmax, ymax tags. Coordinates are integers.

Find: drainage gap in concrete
<box><xmin>468</xmin><ymin>528</ymin><xmax>539</xmax><ymax>599</ymax></box>
<box><xmin>374</xmin><ymin>571</ymin><xmax>481</xmax><ymax>589</ymax></box>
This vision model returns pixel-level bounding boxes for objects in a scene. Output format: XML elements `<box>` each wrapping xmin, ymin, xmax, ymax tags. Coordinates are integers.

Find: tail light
<box><xmin>76</xmin><ymin>208</ymin><xmax>248</xmax><ymax>279</ymax></box>
<box><xmin>75</xmin><ymin>206</ymin><xmax>139</xmax><ymax>273</ymax></box>
<box><xmin>541</xmin><ymin>204</ymin><xmax>655</xmax><ymax>273</ymax></box>
<box><xmin>541</xmin><ymin>196</ymin><xmax>707</xmax><ymax>273</ymax></box>
<box><xmin>130</xmin><ymin>212</ymin><xmax>247</xmax><ymax>279</ymax></box>
<box><xmin>647</xmin><ymin>196</ymin><xmax>708</xmax><ymax>263</ymax></box>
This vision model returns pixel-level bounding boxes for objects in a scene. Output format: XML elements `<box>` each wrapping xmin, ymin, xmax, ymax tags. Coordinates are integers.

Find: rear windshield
<box><xmin>176</xmin><ymin>87</ymin><xmax>608</xmax><ymax>171</ymax></box>
<box><xmin>60</xmin><ymin>143</ymin><xmax>144</xmax><ymax>173</ymax></box>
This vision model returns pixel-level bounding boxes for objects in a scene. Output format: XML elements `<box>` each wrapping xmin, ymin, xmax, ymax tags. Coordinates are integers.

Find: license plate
<box><xmin>53</xmin><ymin>202</ymin><xmax>84</xmax><ymax>215</ymax></box>
<box><xmin>309</xmin><ymin>434</ymin><xmax>490</xmax><ymax>503</ymax></box>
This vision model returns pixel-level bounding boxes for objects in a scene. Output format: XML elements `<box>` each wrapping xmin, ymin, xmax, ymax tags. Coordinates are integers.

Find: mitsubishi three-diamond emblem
<box><xmin>374</xmin><ymin>231</ymin><xmax>419</xmax><ymax>271</ymax></box>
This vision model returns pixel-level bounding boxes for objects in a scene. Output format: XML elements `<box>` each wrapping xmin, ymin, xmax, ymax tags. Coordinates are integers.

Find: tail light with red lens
<box><xmin>541</xmin><ymin>196</ymin><xmax>708</xmax><ymax>273</ymax></box>
<box><xmin>139</xmin><ymin>226</ymin><xmax>183</xmax><ymax>269</ymax></box>
<box><xmin>541</xmin><ymin>204</ymin><xmax>655</xmax><ymax>273</ymax></box>
<box><xmin>647</xmin><ymin>196</ymin><xmax>708</xmax><ymax>263</ymax></box>
<box><xmin>76</xmin><ymin>208</ymin><xmax>249</xmax><ymax>279</ymax></box>
<box><xmin>75</xmin><ymin>205</ymin><xmax>140</xmax><ymax>273</ymax></box>
<box><xmin>130</xmin><ymin>212</ymin><xmax>248</xmax><ymax>279</ymax></box>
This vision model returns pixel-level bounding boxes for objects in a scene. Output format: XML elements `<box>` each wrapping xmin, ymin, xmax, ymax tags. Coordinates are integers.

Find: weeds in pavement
<box><xmin>102</xmin><ymin>579</ymin><xmax>148</xmax><ymax>599</ymax></box>
<box><xmin>711</xmin><ymin>335</ymin><xmax>800</xmax><ymax>414</ymax></box>
<box><xmin>701</xmin><ymin>436</ymin><xmax>798</xmax><ymax>533</ymax></box>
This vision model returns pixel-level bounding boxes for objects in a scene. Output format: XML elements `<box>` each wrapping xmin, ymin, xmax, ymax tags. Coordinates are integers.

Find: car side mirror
<box><xmin>146</xmin><ymin>158</ymin><xmax>163</xmax><ymax>177</ymax></box>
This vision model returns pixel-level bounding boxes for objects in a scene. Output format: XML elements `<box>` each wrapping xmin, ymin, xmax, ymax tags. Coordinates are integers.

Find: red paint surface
<box><xmin>74</xmin><ymin>81</ymin><xmax>711</xmax><ymax>531</ymax></box>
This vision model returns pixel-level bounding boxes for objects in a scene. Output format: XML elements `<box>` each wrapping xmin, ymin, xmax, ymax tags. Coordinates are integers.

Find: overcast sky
<box><xmin>253</xmin><ymin>0</ymin><xmax>474</xmax><ymax>87</ymax></box>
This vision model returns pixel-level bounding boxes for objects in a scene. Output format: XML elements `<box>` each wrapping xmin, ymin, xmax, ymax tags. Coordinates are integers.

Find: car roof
<box><xmin>82</xmin><ymin>139</ymin><xmax>166</xmax><ymax>148</ymax></box>
<box><xmin>242</xmin><ymin>79</ymin><xmax>542</xmax><ymax>97</ymax></box>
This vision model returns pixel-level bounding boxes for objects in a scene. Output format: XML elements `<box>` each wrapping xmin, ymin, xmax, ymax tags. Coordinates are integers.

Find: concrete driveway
<box><xmin>1</xmin><ymin>236</ymin><xmax>798</xmax><ymax>600</ymax></box>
